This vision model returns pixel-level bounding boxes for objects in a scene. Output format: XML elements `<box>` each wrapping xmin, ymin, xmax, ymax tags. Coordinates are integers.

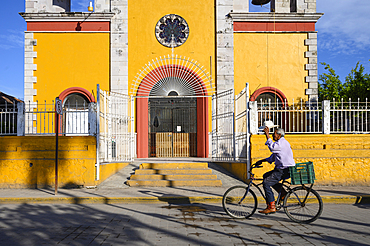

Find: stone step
<box><xmin>127</xmin><ymin>162</ymin><xmax>223</xmax><ymax>187</ymax></box>
<box><xmin>135</xmin><ymin>169</ymin><xmax>213</xmax><ymax>175</ymax></box>
<box><xmin>126</xmin><ymin>179</ymin><xmax>223</xmax><ymax>187</ymax></box>
<box><xmin>139</xmin><ymin>163</ymin><xmax>208</xmax><ymax>170</ymax></box>
<box><xmin>129</xmin><ymin>174</ymin><xmax>218</xmax><ymax>180</ymax></box>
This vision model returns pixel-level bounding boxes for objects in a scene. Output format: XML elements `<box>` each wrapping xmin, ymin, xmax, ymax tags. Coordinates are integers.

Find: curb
<box><xmin>0</xmin><ymin>195</ymin><xmax>370</xmax><ymax>205</ymax></box>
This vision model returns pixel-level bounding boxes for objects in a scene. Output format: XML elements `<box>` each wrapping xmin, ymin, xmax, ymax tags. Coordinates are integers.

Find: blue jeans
<box><xmin>262</xmin><ymin>168</ymin><xmax>290</xmax><ymax>203</ymax></box>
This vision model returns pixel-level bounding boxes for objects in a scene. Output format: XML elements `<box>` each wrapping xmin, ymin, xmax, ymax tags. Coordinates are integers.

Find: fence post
<box><xmin>96</xmin><ymin>84</ymin><xmax>100</xmax><ymax>181</ymax></box>
<box><xmin>88</xmin><ymin>102</ymin><xmax>97</xmax><ymax>136</ymax></box>
<box><xmin>131</xmin><ymin>96</ymin><xmax>135</xmax><ymax>160</ymax></box>
<box><xmin>322</xmin><ymin>100</ymin><xmax>330</xmax><ymax>134</ymax></box>
<box><xmin>17</xmin><ymin>102</ymin><xmax>25</xmax><ymax>136</ymax></box>
<box><xmin>211</xmin><ymin>94</ymin><xmax>216</xmax><ymax>159</ymax></box>
<box><xmin>249</xmin><ymin>101</ymin><xmax>258</xmax><ymax>135</ymax></box>
<box><xmin>107</xmin><ymin>93</ymin><xmax>112</xmax><ymax>162</ymax></box>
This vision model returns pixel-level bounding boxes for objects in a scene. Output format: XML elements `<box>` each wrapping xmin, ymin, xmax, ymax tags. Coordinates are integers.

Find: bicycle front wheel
<box><xmin>283</xmin><ymin>186</ymin><xmax>323</xmax><ymax>223</ymax></box>
<box><xmin>222</xmin><ymin>186</ymin><xmax>257</xmax><ymax>219</ymax></box>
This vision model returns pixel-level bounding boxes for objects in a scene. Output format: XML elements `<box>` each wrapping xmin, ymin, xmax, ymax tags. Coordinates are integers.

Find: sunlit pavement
<box><xmin>0</xmin><ymin>202</ymin><xmax>369</xmax><ymax>245</ymax></box>
<box><xmin>1</xmin><ymin>162</ymin><xmax>369</xmax><ymax>245</ymax></box>
<box><xmin>1</xmin><ymin>162</ymin><xmax>369</xmax><ymax>205</ymax></box>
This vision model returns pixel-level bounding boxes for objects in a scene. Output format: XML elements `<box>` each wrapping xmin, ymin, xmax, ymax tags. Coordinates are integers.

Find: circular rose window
<box><xmin>155</xmin><ymin>14</ymin><xmax>189</xmax><ymax>48</ymax></box>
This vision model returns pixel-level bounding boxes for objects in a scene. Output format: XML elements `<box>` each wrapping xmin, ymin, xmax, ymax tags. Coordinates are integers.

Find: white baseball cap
<box><xmin>258</xmin><ymin>120</ymin><xmax>279</xmax><ymax>131</ymax></box>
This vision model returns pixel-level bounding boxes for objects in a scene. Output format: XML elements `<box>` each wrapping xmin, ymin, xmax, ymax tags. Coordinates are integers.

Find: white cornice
<box><xmin>19</xmin><ymin>12</ymin><xmax>115</xmax><ymax>22</ymax></box>
<box><xmin>229</xmin><ymin>12</ymin><xmax>324</xmax><ymax>22</ymax></box>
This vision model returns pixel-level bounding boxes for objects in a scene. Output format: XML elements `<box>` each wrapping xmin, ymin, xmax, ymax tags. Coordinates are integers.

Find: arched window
<box><xmin>58</xmin><ymin>87</ymin><xmax>95</xmax><ymax>136</ymax></box>
<box><xmin>255</xmin><ymin>92</ymin><xmax>283</xmax><ymax>106</ymax></box>
<box><xmin>63</xmin><ymin>93</ymin><xmax>89</xmax><ymax>135</ymax></box>
<box><xmin>250</xmin><ymin>87</ymin><xmax>287</xmax><ymax>107</ymax></box>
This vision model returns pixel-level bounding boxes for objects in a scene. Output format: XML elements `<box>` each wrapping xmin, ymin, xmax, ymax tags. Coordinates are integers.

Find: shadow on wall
<box><xmin>0</xmin><ymin>136</ymin><xmax>96</xmax><ymax>189</ymax></box>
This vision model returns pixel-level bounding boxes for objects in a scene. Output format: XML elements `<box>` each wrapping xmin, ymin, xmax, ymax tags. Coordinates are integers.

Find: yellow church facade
<box><xmin>21</xmin><ymin>0</ymin><xmax>322</xmax><ymax>159</ymax></box>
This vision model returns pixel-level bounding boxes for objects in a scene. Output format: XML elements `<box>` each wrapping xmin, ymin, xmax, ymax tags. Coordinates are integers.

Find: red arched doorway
<box><xmin>136</xmin><ymin>65</ymin><xmax>209</xmax><ymax>158</ymax></box>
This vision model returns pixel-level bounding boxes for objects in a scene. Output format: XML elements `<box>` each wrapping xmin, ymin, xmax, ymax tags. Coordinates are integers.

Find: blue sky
<box><xmin>1</xmin><ymin>0</ymin><xmax>370</xmax><ymax>100</ymax></box>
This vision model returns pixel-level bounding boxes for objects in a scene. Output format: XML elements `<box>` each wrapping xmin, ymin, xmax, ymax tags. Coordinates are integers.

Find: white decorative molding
<box><xmin>131</xmin><ymin>55</ymin><xmax>214</xmax><ymax>96</ymax></box>
<box><xmin>109</xmin><ymin>0</ymin><xmax>129</xmax><ymax>95</ymax></box>
<box><xmin>305</xmin><ymin>32</ymin><xmax>318</xmax><ymax>99</ymax></box>
<box><xmin>20</xmin><ymin>12</ymin><xmax>115</xmax><ymax>22</ymax></box>
<box><xmin>230</xmin><ymin>12</ymin><xmax>323</xmax><ymax>22</ymax></box>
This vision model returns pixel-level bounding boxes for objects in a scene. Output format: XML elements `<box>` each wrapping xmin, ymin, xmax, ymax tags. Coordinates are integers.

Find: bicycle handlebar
<box><xmin>249</xmin><ymin>162</ymin><xmax>263</xmax><ymax>175</ymax></box>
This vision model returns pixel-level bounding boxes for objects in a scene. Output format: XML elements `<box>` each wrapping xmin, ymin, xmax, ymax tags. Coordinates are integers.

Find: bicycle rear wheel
<box><xmin>222</xmin><ymin>186</ymin><xmax>257</xmax><ymax>219</ymax></box>
<box><xmin>283</xmin><ymin>186</ymin><xmax>323</xmax><ymax>223</ymax></box>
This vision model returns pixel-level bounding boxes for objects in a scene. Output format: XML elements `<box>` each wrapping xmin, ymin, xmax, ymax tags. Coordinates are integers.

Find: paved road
<box><xmin>0</xmin><ymin>202</ymin><xmax>369</xmax><ymax>245</ymax></box>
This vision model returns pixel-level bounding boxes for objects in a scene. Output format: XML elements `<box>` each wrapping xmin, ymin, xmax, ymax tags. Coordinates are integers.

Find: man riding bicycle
<box><xmin>255</xmin><ymin>126</ymin><xmax>295</xmax><ymax>214</ymax></box>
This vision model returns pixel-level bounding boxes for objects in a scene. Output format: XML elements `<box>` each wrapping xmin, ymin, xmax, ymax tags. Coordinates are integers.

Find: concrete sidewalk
<box><xmin>1</xmin><ymin>161</ymin><xmax>369</xmax><ymax>205</ymax></box>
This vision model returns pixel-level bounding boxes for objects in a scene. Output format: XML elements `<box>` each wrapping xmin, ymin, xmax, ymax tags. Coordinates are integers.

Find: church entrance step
<box><xmin>126</xmin><ymin>162</ymin><xmax>222</xmax><ymax>187</ymax></box>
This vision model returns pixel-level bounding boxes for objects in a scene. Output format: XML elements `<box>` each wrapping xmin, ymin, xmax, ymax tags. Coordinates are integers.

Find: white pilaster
<box><xmin>25</xmin><ymin>0</ymin><xmax>70</xmax><ymax>13</ymax></box>
<box><xmin>233</xmin><ymin>0</ymin><xmax>249</xmax><ymax>12</ymax></box>
<box><xmin>24</xmin><ymin>32</ymin><xmax>37</xmax><ymax>105</ymax></box>
<box><xmin>110</xmin><ymin>0</ymin><xmax>129</xmax><ymax>94</ymax></box>
<box><xmin>217</xmin><ymin>0</ymin><xmax>234</xmax><ymax>92</ymax></box>
<box><xmin>95</xmin><ymin>0</ymin><xmax>110</xmax><ymax>12</ymax></box>
<box><xmin>270</xmin><ymin>0</ymin><xmax>290</xmax><ymax>13</ymax></box>
<box><xmin>304</xmin><ymin>32</ymin><xmax>318</xmax><ymax>100</ymax></box>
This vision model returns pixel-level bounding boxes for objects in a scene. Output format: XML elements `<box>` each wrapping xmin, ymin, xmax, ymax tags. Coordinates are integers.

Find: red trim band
<box><xmin>234</xmin><ymin>22</ymin><xmax>315</xmax><ymax>32</ymax></box>
<box><xmin>27</xmin><ymin>21</ymin><xmax>110</xmax><ymax>32</ymax></box>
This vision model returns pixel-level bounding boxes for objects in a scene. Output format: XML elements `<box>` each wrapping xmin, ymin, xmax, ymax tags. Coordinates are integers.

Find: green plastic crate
<box><xmin>289</xmin><ymin>162</ymin><xmax>316</xmax><ymax>185</ymax></box>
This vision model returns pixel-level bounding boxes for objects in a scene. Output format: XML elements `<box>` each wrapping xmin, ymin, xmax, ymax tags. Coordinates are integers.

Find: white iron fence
<box><xmin>23</xmin><ymin>100</ymin><xmax>95</xmax><ymax>136</ymax></box>
<box><xmin>212</xmin><ymin>89</ymin><xmax>235</xmax><ymax>161</ymax></box>
<box><xmin>2</xmin><ymin>88</ymin><xmax>369</xmax><ymax>168</ymax></box>
<box><xmin>235</xmin><ymin>86</ymin><xmax>250</xmax><ymax>161</ymax></box>
<box><xmin>97</xmin><ymin>87</ymin><xmax>135</xmax><ymax>164</ymax></box>
<box><xmin>251</xmin><ymin>98</ymin><xmax>370</xmax><ymax>134</ymax></box>
<box><xmin>254</xmin><ymin>99</ymin><xmax>322</xmax><ymax>134</ymax></box>
<box><xmin>0</xmin><ymin>102</ymin><xmax>19</xmax><ymax>135</ymax></box>
<box><xmin>330</xmin><ymin>99</ymin><xmax>370</xmax><ymax>133</ymax></box>
<box><xmin>2</xmin><ymin>97</ymin><xmax>369</xmax><ymax>137</ymax></box>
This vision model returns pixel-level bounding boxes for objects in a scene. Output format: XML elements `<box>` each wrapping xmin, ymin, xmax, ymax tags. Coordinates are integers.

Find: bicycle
<box><xmin>222</xmin><ymin>162</ymin><xmax>323</xmax><ymax>224</ymax></box>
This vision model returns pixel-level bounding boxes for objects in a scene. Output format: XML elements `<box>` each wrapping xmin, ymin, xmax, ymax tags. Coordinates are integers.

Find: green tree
<box><xmin>318</xmin><ymin>62</ymin><xmax>343</xmax><ymax>101</ymax></box>
<box><xmin>343</xmin><ymin>62</ymin><xmax>370</xmax><ymax>101</ymax></box>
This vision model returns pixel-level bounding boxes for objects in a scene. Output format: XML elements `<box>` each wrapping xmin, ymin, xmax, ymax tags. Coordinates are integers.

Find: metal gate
<box><xmin>212</xmin><ymin>89</ymin><xmax>235</xmax><ymax>161</ymax></box>
<box><xmin>235</xmin><ymin>85</ymin><xmax>250</xmax><ymax>161</ymax></box>
<box><xmin>149</xmin><ymin>97</ymin><xmax>197</xmax><ymax>157</ymax></box>
<box><xmin>97</xmin><ymin>86</ymin><xmax>135</xmax><ymax>165</ymax></box>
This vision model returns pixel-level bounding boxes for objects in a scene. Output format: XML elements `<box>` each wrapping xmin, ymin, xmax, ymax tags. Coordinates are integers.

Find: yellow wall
<box><xmin>0</xmin><ymin>136</ymin><xmax>129</xmax><ymax>188</ymax></box>
<box><xmin>128</xmin><ymin>0</ymin><xmax>215</xmax><ymax>94</ymax></box>
<box><xmin>33</xmin><ymin>33</ymin><xmax>110</xmax><ymax>103</ymax></box>
<box><xmin>99</xmin><ymin>162</ymin><xmax>129</xmax><ymax>185</ymax></box>
<box><xmin>128</xmin><ymin>0</ymin><xmax>215</xmax><ymax>132</ymax></box>
<box><xmin>234</xmin><ymin>33</ymin><xmax>308</xmax><ymax>101</ymax></box>
<box><xmin>250</xmin><ymin>134</ymin><xmax>370</xmax><ymax>186</ymax></box>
